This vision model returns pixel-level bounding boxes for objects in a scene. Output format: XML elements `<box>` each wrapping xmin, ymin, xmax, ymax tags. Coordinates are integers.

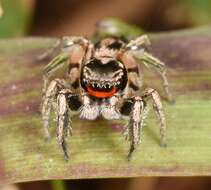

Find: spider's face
<box><xmin>81</xmin><ymin>58</ymin><xmax>127</xmax><ymax>98</ymax></box>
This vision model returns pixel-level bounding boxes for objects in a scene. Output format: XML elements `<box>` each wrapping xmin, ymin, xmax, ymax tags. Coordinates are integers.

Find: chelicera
<box><xmin>41</xmin><ymin>34</ymin><xmax>172</xmax><ymax>161</ymax></box>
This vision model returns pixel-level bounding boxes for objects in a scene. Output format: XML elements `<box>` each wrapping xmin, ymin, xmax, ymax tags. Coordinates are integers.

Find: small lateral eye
<box><xmin>65</xmin><ymin>41</ymin><xmax>74</xmax><ymax>47</ymax></box>
<box><xmin>63</xmin><ymin>46</ymin><xmax>73</xmax><ymax>52</ymax></box>
<box><xmin>130</xmin><ymin>45</ymin><xmax>138</xmax><ymax>50</ymax></box>
<box><xmin>62</xmin><ymin>42</ymin><xmax>75</xmax><ymax>52</ymax></box>
<box><xmin>127</xmin><ymin>44</ymin><xmax>148</xmax><ymax>52</ymax></box>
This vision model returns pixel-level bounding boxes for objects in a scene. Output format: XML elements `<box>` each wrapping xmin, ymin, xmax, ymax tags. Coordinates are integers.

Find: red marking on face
<box><xmin>87</xmin><ymin>86</ymin><xmax>117</xmax><ymax>98</ymax></box>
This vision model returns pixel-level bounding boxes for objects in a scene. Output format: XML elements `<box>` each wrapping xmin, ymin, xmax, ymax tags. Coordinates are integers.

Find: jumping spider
<box><xmin>41</xmin><ymin>34</ymin><xmax>172</xmax><ymax>161</ymax></box>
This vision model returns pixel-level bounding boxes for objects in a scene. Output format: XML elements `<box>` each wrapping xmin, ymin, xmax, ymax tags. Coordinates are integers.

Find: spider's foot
<box><xmin>64</xmin><ymin>152</ymin><xmax>69</xmax><ymax>162</ymax></box>
<box><xmin>127</xmin><ymin>143</ymin><xmax>135</xmax><ymax>161</ymax></box>
<box><xmin>60</xmin><ymin>141</ymin><xmax>69</xmax><ymax>161</ymax></box>
<box><xmin>160</xmin><ymin>139</ymin><xmax>167</xmax><ymax>148</ymax></box>
<box><xmin>168</xmin><ymin>97</ymin><xmax>176</xmax><ymax>105</ymax></box>
<box><xmin>160</xmin><ymin>143</ymin><xmax>167</xmax><ymax>148</ymax></box>
<box><xmin>44</xmin><ymin>128</ymin><xmax>51</xmax><ymax>142</ymax></box>
<box><xmin>127</xmin><ymin>152</ymin><xmax>133</xmax><ymax>161</ymax></box>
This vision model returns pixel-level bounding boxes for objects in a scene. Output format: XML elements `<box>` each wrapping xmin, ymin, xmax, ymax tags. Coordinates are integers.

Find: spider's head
<box><xmin>81</xmin><ymin>58</ymin><xmax>127</xmax><ymax>98</ymax></box>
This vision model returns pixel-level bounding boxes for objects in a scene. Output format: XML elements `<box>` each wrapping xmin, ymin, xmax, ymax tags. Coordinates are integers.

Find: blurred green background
<box><xmin>0</xmin><ymin>0</ymin><xmax>32</xmax><ymax>37</ymax></box>
<box><xmin>0</xmin><ymin>0</ymin><xmax>211</xmax><ymax>38</ymax></box>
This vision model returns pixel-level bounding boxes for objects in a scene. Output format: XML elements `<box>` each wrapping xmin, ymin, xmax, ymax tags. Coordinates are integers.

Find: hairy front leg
<box><xmin>57</xmin><ymin>89</ymin><xmax>83</xmax><ymax>160</ymax></box>
<box><xmin>42</xmin><ymin>79</ymin><xmax>68</xmax><ymax>140</ymax></box>
<box><xmin>42</xmin><ymin>79</ymin><xmax>60</xmax><ymax>139</ymax></box>
<box><xmin>57</xmin><ymin>91</ymin><xmax>70</xmax><ymax>160</ymax></box>
<box><xmin>142</xmin><ymin>88</ymin><xmax>167</xmax><ymax>147</ymax></box>
<box><xmin>120</xmin><ymin>97</ymin><xmax>147</xmax><ymax>160</ymax></box>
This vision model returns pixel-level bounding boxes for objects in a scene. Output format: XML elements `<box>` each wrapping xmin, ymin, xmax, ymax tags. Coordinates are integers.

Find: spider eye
<box><xmin>127</xmin><ymin>43</ymin><xmax>148</xmax><ymax>53</ymax></box>
<box><xmin>65</xmin><ymin>41</ymin><xmax>74</xmax><ymax>47</ymax></box>
<box><xmin>130</xmin><ymin>45</ymin><xmax>138</xmax><ymax>50</ymax></box>
<box><xmin>108</xmin><ymin>41</ymin><xmax>123</xmax><ymax>49</ymax></box>
<box><xmin>62</xmin><ymin>43</ymin><xmax>74</xmax><ymax>52</ymax></box>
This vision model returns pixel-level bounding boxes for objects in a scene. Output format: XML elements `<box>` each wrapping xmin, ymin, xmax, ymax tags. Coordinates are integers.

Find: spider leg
<box><xmin>126</xmin><ymin>35</ymin><xmax>151</xmax><ymax>50</ymax></box>
<box><xmin>42</xmin><ymin>80</ymin><xmax>83</xmax><ymax>160</ymax></box>
<box><xmin>37</xmin><ymin>39</ymin><xmax>62</xmax><ymax>61</ymax></box>
<box><xmin>42</xmin><ymin>52</ymin><xmax>69</xmax><ymax>102</ymax></box>
<box><xmin>42</xmin><ymin>79</ymin><xmax>67</xmax><ymax>140</ymax></box>
<box><xmin>126</xmin><ymin>35</ymin><xmax>173</xmax><ymax>103</ymax></box>
<box><xmin>43</xmin><ymin>53</ymin><xmax>69</xmax><ymax>76</ymax></box>
<box><xmin>141</xmin><ymin>52</ymin><xmax>173</xmax><ymax>103</ymax></box>
<box><xmin>42</xmin><ymin>36</ymin><xmax>91</xmax><ymax>78</ymax></box>
<box><xmin>38</xmin><ymin>36</ymin><xmax>90</xmax><ymax>61</ymax></box>
<box><xmin>57</xmin><ymin>89</ymin><xmax>84</xmax><ymax>160</ymax></box>
<box><xmin>56</xmin><ymin>91</ymin><xmax>70</xmax><ymax>161</ymax></box>
<box><xmin>41</xmin><ymin>36</ymin><xmax>92</xmax><ymax>97</ymax></box>
<box><xmin>120</xmin><ymin>88</ymin><xmax>166</xmax><ymax>160</ymax></box>
<box><xmin>120</xmin><ymin>97</ymin><xmax>147</xmax><ymax>160</ymax></box>
<box><xmin>142</xmin><ymin>88</ymin><xmax>167</xmax><ymax>147</ymax></box>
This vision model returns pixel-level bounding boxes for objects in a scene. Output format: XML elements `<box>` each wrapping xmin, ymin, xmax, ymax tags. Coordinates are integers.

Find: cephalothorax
<box><xmin>41</xmin><ymin>32</ymin><xmax>172</xmax><ymax>160</ymax></box>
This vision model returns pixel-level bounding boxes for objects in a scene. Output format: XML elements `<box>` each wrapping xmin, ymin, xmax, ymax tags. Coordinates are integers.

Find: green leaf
<box><xmin>0</xmin><ymin>27</ymin><xmax>211</xmax><ymax>184</ymax></box>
